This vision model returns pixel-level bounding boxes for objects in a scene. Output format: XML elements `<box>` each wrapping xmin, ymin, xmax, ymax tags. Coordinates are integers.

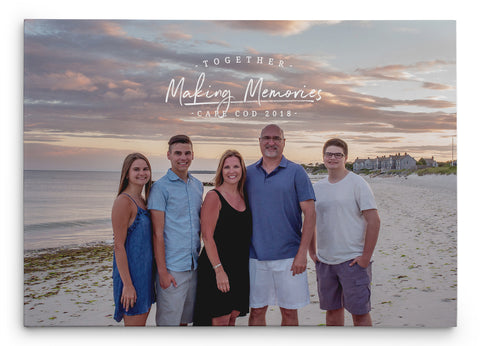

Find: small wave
<box><xmin>24</xmin><ymin>218</ymin><xmax>111</xmax><ymax>232</ymax></box>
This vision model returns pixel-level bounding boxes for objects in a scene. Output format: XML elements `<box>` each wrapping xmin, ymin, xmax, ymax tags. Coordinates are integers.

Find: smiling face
<box><xmin>259</xmin><ymin>125</ymin><xmax>285</xmax><ymax>160</ymax></box>
<box><xmin>167</xmin><ymin>142</ymin><xmax>194</xmax><ymax>177</ymax></box>
<box><xmin>323</xmin><ymin>145</ymin><xmax>347</xmax><ymax>171</ymax></box>
<box><xmin>214</xmin><ymin>150</ymin><xmax>247</xmax><ymax>197</ymax></box>
<box><xmin>128</xmin><ymin>158</ymin><xmax>151</xmax><ymax>187</ymax></box>
<box><xmin>222</xmin><ymin>156</ymin><xmax>243</xmax><ymax>186</ymax></box>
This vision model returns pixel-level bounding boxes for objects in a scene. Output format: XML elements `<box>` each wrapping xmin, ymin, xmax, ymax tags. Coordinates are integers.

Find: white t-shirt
<box><xmin>313</xmin><ymin>172</ymin><xmax>377</xmax><ymax>265</ymax></box>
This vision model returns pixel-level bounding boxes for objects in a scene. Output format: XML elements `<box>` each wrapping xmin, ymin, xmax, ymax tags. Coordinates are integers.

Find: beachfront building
<box><xmin>352</xmin><ymin>157</ymin><xmax>375</xmax><ymax>171</ymax></box>
<box><xmin>424</xmin><ymin>157</ymin><xmax>439</xmax><ymax>167</ymax></box>
<box><xmin>353</xmin><ymin>153</ymin><xmax>417</xmax><ymax>172</ymax></box>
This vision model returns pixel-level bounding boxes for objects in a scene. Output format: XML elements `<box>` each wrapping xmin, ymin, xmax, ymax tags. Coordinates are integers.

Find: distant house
<box><xmin>424</xmin><ymin>157</ymin><xmax>438</xmax><ymax>167</ymax></box>
<box><xmin>353</xmin><ymin>159</ymin><xmax>365</xmax><ymax>171</ymax></box>
<box><xmin>352</xmin><ymin>157</ymin><xmax>375</xmax><ymax>171</ymax></box>
<box><xmin>353</xmin><ymin>152</ymin><xmax>417</xmax><ymax>172</ymax></box>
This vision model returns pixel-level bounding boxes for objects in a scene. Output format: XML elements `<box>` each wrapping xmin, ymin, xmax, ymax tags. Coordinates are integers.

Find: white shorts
<box><xmin>249</xmin><ymin>258</ymin><xmax>310</xmax><ymax>309</ymax></box>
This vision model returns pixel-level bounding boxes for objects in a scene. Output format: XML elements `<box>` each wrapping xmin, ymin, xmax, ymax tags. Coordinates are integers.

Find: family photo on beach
<box><xmin>23</xmin><ymin>20</ymin><xmax>457</xmax><ymax>327</ymax></box>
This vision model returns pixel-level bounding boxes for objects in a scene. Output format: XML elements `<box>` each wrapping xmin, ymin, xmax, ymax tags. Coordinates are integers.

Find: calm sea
<box><xmin>24</xmin><ymin>170</ymin><xmax>322</xmax><ymax>251</ymax></box>
<box><xmin>23</xmin><ymin>170</ymin><xmax>215</xmax><ymax>251</ymax></box>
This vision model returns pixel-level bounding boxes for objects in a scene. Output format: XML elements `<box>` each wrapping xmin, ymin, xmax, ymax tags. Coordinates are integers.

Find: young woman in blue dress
<box><xmin>112</xmin><ymin>153</ymin><xmax>155</xmax><ymax>326</ymax></box>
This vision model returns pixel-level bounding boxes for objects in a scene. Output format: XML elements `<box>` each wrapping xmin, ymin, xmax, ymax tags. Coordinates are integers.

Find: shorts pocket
<box><xmin>355</xmin><ymin>276</ymin><xmax>371</xmax><ymax>286</ymax></box>
<box><xmin>352</xmin><ymin>276</ymin><xmax>371</xmax><ymax>304</ymax></box>
<box><xmin>345</xmin><ymin>276</ymin><xmax>371</xmax><ymax>315</ymax></box>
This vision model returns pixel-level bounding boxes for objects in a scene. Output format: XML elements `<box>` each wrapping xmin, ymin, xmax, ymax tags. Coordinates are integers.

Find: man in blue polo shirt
<box><xmin>148</xmin><ymin>134</ymin><xmax>203</xmax><ymax>326</ymax></box>
<box><xmin>246</xmin><ymin>124</ymin><xmax>316</xmax><ymax>326</ymax></box>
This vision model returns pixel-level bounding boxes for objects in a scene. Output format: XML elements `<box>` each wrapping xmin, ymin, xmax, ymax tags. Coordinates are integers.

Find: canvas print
<box><xmin>23</xmin><ymin>20</ymin><xmax>456</xmax><ymax>327</ymax></box>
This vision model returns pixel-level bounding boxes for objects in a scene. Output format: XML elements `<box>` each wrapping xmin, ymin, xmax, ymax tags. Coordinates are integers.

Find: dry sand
<box><xmin>23</xmin><ymin>174</ymin><xmax>457</xmax><ymax>328</ymax></box>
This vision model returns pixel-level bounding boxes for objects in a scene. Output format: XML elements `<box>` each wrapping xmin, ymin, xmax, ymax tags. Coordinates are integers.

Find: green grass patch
<box><xmin>416</xmin><ymin>166</ymin><xmax>457</xmax><ymax>176</ymax></box>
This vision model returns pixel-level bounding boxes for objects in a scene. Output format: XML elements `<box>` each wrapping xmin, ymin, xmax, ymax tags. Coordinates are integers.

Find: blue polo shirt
<box><xmin>147</xmin><ymin>169</ymin><xmax>203</xmax><ymax>271</ymax></box>
<box><xmin>246</xmin><ymin>156</ymin><xmax>315</xmax><ymax>260</ymax></box>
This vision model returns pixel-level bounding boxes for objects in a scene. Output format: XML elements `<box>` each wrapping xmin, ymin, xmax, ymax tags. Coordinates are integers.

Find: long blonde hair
<box><xmin>214</xmin><ymin>149</ymin><xmax>247</xmax><ymax>199</ymax></box>
<box><xmin>117</xmin><ymin>153</ymin><xmax>153</xmax><ymax>201</ymax></box>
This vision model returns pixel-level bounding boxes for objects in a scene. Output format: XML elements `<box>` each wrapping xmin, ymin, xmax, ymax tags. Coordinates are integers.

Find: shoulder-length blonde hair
<box><xmin>117</xmin><ymin>152</ymin><xmax>153</xmax><ymax>201</ymax></box>
<box><xmin>214</xmin><ymin>149</ymin><xmax>247</xmax><ymax>199</ymax></box>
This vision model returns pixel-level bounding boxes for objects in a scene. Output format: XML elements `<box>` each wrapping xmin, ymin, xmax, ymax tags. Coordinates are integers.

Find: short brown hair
<box><xmin>168</xmin><ymin>134</ymin><xmax>193</xmax><ymax>152</ymax></box>
<box><xmin>323</xmin><ymin>138</ymin><xmax>348</xmax><ymax>156</ymax></box>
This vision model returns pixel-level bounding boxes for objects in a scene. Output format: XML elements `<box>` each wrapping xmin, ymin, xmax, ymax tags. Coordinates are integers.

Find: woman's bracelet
<box><xmin>213</xmin><ymin>263</ymin><xmax>222</xmax><ymax>269</ymax></box>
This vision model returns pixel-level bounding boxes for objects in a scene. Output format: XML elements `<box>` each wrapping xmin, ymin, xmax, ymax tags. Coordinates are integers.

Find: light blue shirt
<box><xmin>147</xmin><ymin>169</ymin><xmax>203</xmax><ymax>271</ymax></box>
<box><xmin>246</xmin><ymin>156</ymin><xmax>315</xmax><ymax>261</ymax></box>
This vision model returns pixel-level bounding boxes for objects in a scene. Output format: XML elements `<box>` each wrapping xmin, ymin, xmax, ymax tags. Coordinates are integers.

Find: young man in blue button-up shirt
<box><xmin>148</xmin><ymin>135</ymin><xmax>203</xmax><ymax>326</ymax></box>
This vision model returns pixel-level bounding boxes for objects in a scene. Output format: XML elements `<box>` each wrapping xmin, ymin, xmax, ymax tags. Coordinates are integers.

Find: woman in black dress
<box><xmin>194</xmin><ymin>149</ymin><xmax>252</xmax><ymax>326</ymax></box>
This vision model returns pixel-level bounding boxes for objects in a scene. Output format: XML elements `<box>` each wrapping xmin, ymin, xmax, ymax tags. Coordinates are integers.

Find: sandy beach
<box><xmin>23</xmin><ymin>173</ymin><xmax>457</xmax><ymax>328</ymax></box>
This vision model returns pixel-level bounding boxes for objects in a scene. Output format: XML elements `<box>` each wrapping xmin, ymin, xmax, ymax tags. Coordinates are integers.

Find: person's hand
<box><xmin>121</xmin><ymin>284</ymin><xmax>137</xmax><ymax>311</ymax></box>
<box><xmin>215</xmin><ymin>267</ymin><xmax>230</xmax><ymax>293</ymax></box>
<box><xmin>309</xmin><ymin>249</ymin><xmax>320</xmax><ymax>263</ymax></box>
<box><xmin>349</xmin><ymin>256</ymin><xmax>370</xmax><ymax>268</ymax></box>
<box><xmin>159</xmin><ymin>272</ymin><xmax>177</xmax><ymax>289</ymax></box>
<box><xmin>291</xmin><ymin>253</ymin><xmax>307</xmax><ymax>276</ymax></box>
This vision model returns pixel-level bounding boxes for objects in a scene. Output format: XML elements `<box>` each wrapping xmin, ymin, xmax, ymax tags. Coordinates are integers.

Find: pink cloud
<box><xmin>163</xmin><ymin>31</ymin><xmax>193</xmax><ymax>41</ymax></box>
<box><xmin>422</xmin><ymin>82</ymin><xmax>452</xmax><ymax>90</ymax></box>
<box><xmin>217</xmin><ymin>21</ymin><xmax>338</xmax><ymax>36</ymax></box>
<box><xmin>356</xmin><ymin>60</ymin><xmax>454</xmax><ymax>82</ymax></box>
<box><xmin>99</xmin><ymin>21</ymin><xmax>127</xmax><ymax>37</ymax></box>
<box><xmin>28</xmin><ymin>70</ymin><xmax>98</xmax><ymax>92</ymax></box>
<box><xmin>122</xmin><ymin>88</ymin><xmax>148</xmax><ymax>100</ymax></box>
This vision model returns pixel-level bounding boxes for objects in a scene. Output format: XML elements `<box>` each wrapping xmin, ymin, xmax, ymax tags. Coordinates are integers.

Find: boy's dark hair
<box><xmin>168</xmin><ymin>134</ymin><xmax>192</xmax><ymax>152</ymax></box>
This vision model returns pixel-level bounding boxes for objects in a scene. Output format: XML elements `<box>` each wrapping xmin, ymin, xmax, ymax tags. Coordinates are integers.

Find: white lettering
<box><xmin>165</xmin><ymin>77</ymin><xmax>185</xmax><ymax>105</ymax></box>
<box><xmin>200</xmin><ymin>56</ymin><xmax>287</xmax><ymax>68</ymax></box>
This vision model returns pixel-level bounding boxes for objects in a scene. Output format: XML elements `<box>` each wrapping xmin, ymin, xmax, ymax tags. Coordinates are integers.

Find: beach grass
<box><xmin>415</xmin><ymin>166</ymin><xmax>457</xmax><ymax>176</ymax></box>
<box><xmin>365</xmin><ymin>166</ymin><xmax>457</xmax><ymax>177</ymax></box>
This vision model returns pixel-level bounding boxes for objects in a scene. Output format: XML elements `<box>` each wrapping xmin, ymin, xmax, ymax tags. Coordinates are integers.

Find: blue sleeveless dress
<box><xmin>112</xmin><ymin>193</ymin><xmax>155</xmax><ymax>322</ymax></box>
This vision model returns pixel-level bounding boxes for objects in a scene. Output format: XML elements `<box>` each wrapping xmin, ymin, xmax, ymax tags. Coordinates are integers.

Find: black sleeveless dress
<box><xmin>193</xmin><ymin>189</ymin><xmax>252</xmax><ymax>326</ymax></box>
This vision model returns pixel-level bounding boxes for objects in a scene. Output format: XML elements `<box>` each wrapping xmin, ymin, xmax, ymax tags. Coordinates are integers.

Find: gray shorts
<box><xmin>155</xmin><ymin>269</ymin><xmax>197</xmax><ymax>326</ymax></box>
<box><xmin>315</xmin><ymin>260</ymin><xmax>372</xmax><ymax>315</ymax></box>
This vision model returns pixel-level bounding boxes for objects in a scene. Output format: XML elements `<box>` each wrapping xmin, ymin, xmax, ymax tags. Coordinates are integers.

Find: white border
<box><xmin>5</xmin><ymin>1</ymin><xmax>478</xmax><ymax>345</ymax></box>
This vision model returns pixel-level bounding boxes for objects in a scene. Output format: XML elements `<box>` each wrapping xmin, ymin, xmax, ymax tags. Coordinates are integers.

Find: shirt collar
<box><xmin>167</xmin><ymin>168</ymin><xmax>190</xmax><ymax>181</ymax></box>
<box><xmin>255</xmin><ymin>155</ymin><xmax>288</xmax><ymax>169</ymax></box>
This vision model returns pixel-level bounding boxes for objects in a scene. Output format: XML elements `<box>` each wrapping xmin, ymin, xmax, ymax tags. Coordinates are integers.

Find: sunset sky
<box><xmin>24</xmin><ymin>19</ymin><xmax>456</xmax><ymax>172</ymax></box>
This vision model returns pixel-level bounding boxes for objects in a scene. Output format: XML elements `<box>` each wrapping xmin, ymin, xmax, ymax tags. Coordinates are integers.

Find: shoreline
<box><xmin>24</xmin><ymin>173</ymin><xmax>457</xmax><ymax>327</ymax></box>
<box><xmin>24</xmin><ymin>240</ymin><xmax>114</xmax><ymax>257</ymax></box>
<box><xmin>23</xmin><ymin>172</ymin><xmax>456</xmax><ymax>252</ymax></box>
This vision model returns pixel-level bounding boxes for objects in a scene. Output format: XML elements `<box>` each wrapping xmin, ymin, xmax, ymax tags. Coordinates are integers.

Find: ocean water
<box><xmin>24</xmin><ymin>170</ymin><xmax>321</xmax><ymax>251</ymax></box>
<box><xmin>23</xmin><ymin>170</ymin><xmax>215</xmax><ymax>251</ymax></box>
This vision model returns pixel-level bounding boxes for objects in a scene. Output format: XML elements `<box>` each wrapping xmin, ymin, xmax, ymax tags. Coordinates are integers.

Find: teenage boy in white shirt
<box><xmin>310</xmin><ymin>138</ymin><xmax>380</xmax><ymax>326</ymax></box>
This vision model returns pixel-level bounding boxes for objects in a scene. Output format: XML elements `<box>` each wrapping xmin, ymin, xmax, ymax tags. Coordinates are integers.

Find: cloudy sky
<box><xmin>24</xmin><ymin>19</ymin><xmax>456</xmax><ymax>171</ymax></box>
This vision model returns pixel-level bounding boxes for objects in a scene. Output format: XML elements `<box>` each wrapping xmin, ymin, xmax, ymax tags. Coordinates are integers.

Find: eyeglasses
<box><xmin>324</xmin><ymin>152</ymin><xmax>345</xmax><ymax>158</ymax></box>
<box><xmin>260</xmin><ymin>136</ymin><xmax>284</xmax><ymax>143</ymax></box>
